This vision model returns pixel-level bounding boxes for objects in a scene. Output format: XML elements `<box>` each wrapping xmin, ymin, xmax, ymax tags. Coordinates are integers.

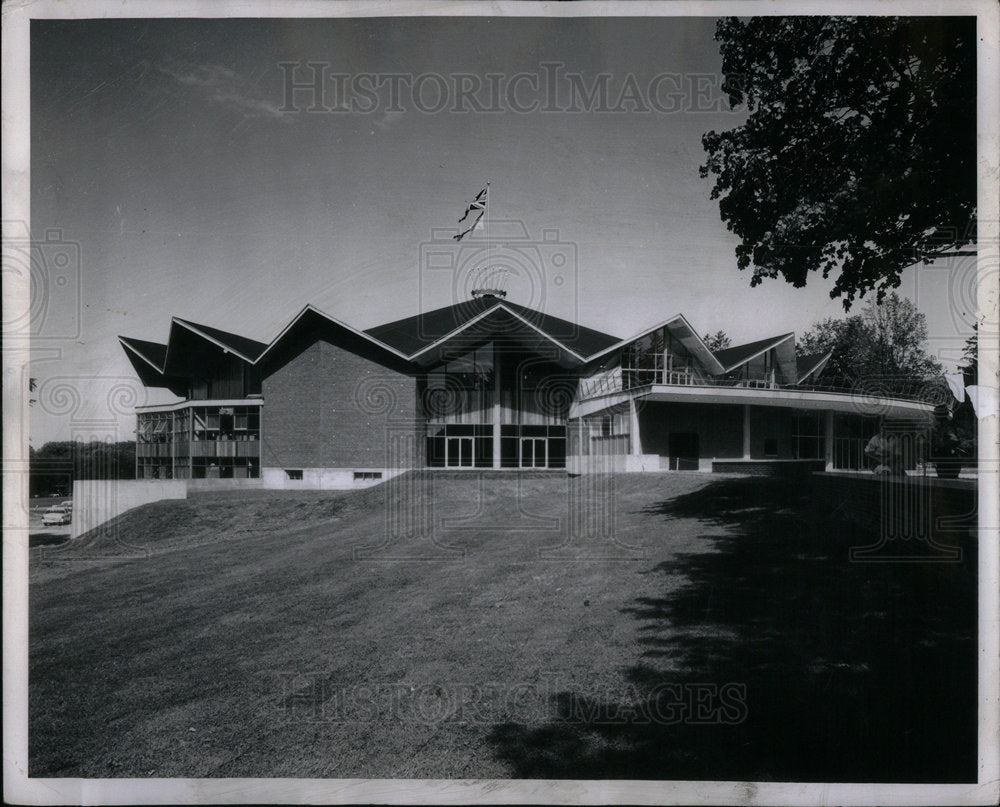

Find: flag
<box><xmin>966</xmin><ymin>385</ymin><xmax>996</xmax><ymax>419</ymax></box>
<box><xmin>453</xmin><ymin>210</ymin><xmax>484</xmax><ymax>241</ymax></box>
<box><xmin>944</xmin><ymin>373</ymin><xmax>966</xmax><ymax>403</ymax></box>
<box><xmin>458</xmin><ymin>186</ymin><xmax>487</xmax><ymax>223</ymax></box>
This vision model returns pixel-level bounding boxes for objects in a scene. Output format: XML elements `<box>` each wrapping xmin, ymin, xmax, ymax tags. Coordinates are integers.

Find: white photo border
<box><xmin>3</xmin><ymin>1</ymin><xmax>997</xmax><ymax>805</ymax></box>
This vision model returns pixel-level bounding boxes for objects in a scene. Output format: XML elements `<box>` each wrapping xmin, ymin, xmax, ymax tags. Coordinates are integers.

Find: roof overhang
<box><xmin>135</xmin><ymin>398</ymin><xmax>263</xmax><ymax>414</ymax></box>
<box><xmin>570</xmin><ymin>384</ymin><xmax>936</xmax><ymax>421</ymax></box>
<box><xmin>717</xmin><ymin>333</ymin><xmax>796</xmax><ymax>374</ymax></box>
<box><xmin>119</xmin><ymin>337</ymin><xmax>188</xmax><ymax>396</ymax></box>
<box><xmin>796</xmin><ymin>352</ymin><xmax>833</xmax><ymax>384</ymax></box>
<box><xmin>172</xmin><ymin>318</ymin><xmax>263</xmax><ymax>363</ymax></box>
<box><xmin>162</xmin><ymin>319</ymin><xmax>234</xmax><ymax>376</ymax></box>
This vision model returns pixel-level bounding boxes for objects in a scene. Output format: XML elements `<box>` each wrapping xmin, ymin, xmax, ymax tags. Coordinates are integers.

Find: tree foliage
<box><xmin>959</xmin><ymin>324</ymin><xmax>977</xmax><ymax>386</ymax></box>
<box><xmin>29</xmin><ymin>441</ymin><xmax>136</xmax><ymax>497</ymax></box>
<box><xmin>799</xmin><ymin>292</ymin><xmax>942</xmax><ymax>380</ymax></box>
<box><xmin>701</xmin><ymin>17</ymin><xmax>976</xmax><ymax>308</ymax></box>
<box><xmin>702</xmin><ymin>330</ymin><xmax>732</xmax><ymax>351</ymax></box>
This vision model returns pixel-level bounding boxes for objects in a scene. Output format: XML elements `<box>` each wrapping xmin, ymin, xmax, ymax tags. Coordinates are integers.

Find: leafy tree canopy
<box><xmin>799</xmin><ymin>292</ymin><xmax>942</xmax><ymax>380</ymax></box>
<box><xmin>701</xmin><ymin>16</ymin><xmax>976</xmax><ymax>308</ymax></box>
<box><xmin>30</xmin><ymin>440</ymin><xmax>136</xmax><ymax>496</ymax></box>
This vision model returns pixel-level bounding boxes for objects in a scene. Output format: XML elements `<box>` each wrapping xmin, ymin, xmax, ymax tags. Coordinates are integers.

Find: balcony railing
<box><xmin>578</xmin><ymin>368</ymin><xmax>935</xmax><ymax>404</ymax></box>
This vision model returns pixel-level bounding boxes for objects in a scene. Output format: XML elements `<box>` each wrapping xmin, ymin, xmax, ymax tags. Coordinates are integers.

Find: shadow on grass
<box><xmin>488</xmin><ymin>476</ymin><xmax>977</xmax><ymax>782</ymax></box>
<box><xmin>29</xmin><ymin>531</ymin><xmax>70</xmax><ymax>548</ymax></box>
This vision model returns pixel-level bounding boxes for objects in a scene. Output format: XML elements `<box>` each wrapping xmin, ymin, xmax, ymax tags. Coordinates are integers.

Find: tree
<box><xmin>702</xmin><ymin>330</ymin><xmax>732</xmax><ymax>351</ymax></box>
<box><xmin>799</xmin><ymin>292</ymin><xmax>941</xmax><ymax>380</ymax></box>
<box><xmin>701</xmin><ymin>17</ymin><xmax>976</xmax><ymax>308</ymax></box>
<box><xmin>959</xmin><ymin>324</ymin><xmax>977</xmax><ymax>386</ymax></box>
<box><xmin>29</xmin><ymin>441</ymin><xmax>136</xmax><ymax>497</ymax></box>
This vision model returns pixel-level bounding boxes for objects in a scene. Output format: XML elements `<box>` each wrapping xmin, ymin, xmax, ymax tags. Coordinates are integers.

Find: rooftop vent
<box><xmin>470</xmin><ymin>264</ymin><xmax>510</xmax><ymax>299</ymax></box>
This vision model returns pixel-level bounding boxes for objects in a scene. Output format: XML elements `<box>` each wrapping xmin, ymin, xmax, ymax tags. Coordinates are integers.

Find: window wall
<box><xmin>792</xmin><ymin>411</ymin><xmax>826</xmax><ymax>460</ymax></box>
<box><xmin>422</xmin><ymin>343</ymin><xmax>569</xmax><ymax>468</ymax></box>
<box><xmin>136</xmin><ymin>403</ymin><xmax>261</xmax><ymax>479</ymax></box>
<box><xmin>621</xmin><ymin>326</ymin><xmax>700</xmax><ymax>388</ymax></box>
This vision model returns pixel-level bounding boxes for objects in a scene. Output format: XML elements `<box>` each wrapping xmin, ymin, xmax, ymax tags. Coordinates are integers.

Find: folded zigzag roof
<box><xmin>120</xmin><ymin>298</ymin><xmax>818</xmax><ymax>388</ymax></box>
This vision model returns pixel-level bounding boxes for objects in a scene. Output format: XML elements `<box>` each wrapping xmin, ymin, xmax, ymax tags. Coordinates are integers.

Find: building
<box><xmin>119</xmin><ymin>291</ymin><xmax>935</xmax><ymax>488</ymax></box>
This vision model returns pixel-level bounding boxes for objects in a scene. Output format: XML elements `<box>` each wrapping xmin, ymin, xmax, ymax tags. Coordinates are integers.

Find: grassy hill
<box><xmin>28</xmin><ymin>472</ymin><xmax>976</xmax><ymax>781</ymax></box>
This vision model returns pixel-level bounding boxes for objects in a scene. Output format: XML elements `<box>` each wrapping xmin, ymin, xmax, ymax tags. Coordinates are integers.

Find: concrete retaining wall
<box><xmin>186</xmin><ymin>478</ymin><xmax>266</xmax><ymax>492</ymax></box>
<box><xmin>713</xmin><ymin>459</ymin><xmax>825</xmax><ymax>476</ymax></box>
<box><xmin>566</xmin><ymin>454</ymin><xmax>714</xmax><ymax>474</ymax></box>
<box><xmin>71</xmin><ymin>480</ymin><xmax>187</xmax><ymax>539</ymax></box>
<box><xmin>259</xmin><ymin>467</ymin><xmax>406</xmax><ymax>490</ymax></box>
<box><xmin>813</xmin><ymin>471</ymin><xmax>977</xmax><ymax>559</ymax></box>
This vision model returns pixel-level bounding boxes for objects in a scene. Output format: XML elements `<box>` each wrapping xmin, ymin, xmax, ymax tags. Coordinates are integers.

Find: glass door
<box><xmin>446</xmin><ymin>436</ymin><xmax>474</xmax><ymax>467</ymax></box>
<box><xmin>520</xmin><ymin>437</ymin><xmax>547</xmax><ymax>468</ymax></box>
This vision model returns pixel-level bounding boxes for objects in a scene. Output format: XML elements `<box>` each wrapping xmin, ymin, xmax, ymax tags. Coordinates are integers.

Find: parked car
<box><xmin>60</xmin><ymin>501</ymin><xmax>73</xmax><ymax>509</ymax></box>
<box><xmin>42</xmin><ymin>506</ymin><xmax>71</xmax><ymax>526</ymax></box>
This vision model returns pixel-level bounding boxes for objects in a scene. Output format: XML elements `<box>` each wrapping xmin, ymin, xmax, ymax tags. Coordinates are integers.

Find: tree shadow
<box><xmin>29</xmin><ymin>531</ymin><xmax>70</xmax><ymax>548</ymax></box>
<box><xmin>487</xmin><ymin>476</ymin><xmax>977</xmax><ymax>782</ymax></box>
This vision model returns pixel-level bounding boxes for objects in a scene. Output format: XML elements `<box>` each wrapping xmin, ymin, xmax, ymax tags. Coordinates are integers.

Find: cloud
<box><xmin>157</xmin><ymin>61</ymin><xmax>291</xmax><ymax>122</ymax></box>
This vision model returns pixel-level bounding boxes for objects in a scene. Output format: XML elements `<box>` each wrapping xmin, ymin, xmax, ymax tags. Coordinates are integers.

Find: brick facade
<box><xmin>261</xmin><ymin>323</ymin><xmax>423</xmax><ymax>472</ymax></box>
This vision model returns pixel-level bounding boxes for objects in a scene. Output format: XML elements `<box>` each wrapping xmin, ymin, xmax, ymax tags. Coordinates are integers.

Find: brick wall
<box><xmin>261</xmin><ymin>323</ymin><xmax>423</xmax><ymax>472</ymax></box>
<box><xmin>713</xmin><ymin>459</ymin><xmax>824</xmax><ymax>476</ymax></box>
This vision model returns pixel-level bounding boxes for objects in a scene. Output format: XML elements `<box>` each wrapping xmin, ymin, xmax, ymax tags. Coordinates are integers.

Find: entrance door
<box><xmin>520</xmin><ymin>437</ymin><xmax>547</xmax><ymax>468</ymax></box>
<box><xmin>446</xmin><ymin>436</ymin><xmax>474</xmax><ymax>467</ymax></box>
<box><xmin>668</xmin><ymin>432</ymin><xmax>700</xmax><ymax>471</ymax></box>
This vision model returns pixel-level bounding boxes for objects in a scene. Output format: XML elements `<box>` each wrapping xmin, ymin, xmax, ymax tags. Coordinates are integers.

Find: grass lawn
<box><xmin>28</xmin><ymin>472</ymin><xmax>977</xmax><ymax>780</ymax></box>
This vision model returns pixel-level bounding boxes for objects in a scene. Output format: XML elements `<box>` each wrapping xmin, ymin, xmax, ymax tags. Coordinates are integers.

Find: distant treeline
<box><xmin>30</xmin><ymin>441</ymin><xmax>136</xmax><ymax>497</ymax></box>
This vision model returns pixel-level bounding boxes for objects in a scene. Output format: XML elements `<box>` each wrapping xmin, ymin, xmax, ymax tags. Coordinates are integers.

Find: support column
<box><xmin>824</xmin><ymin>410</ymin><xmax>834</xmax><ymax>471</ymax></box>
<box><xmin>629</xmin><ymin>397</ymin><xmax>642</xmax><ymax>455</ymax></box>
<box><xmin>492</xmin><ymin>343</ymin><xmax>502</xmax><ymax>469</ymax></box>
<box><xmin>742</xmin><ymin>404</ymin><xmax>751</xmax><ymax>459</ymax></box>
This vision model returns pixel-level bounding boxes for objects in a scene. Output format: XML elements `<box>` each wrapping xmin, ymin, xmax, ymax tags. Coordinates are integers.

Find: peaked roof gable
<box><xmin>253</xmin><ymin>304</ymin><xmax>412</xmax><ymax>366</ymax></box>
<box><xmin>173</xmin><ymin>318</ymin><xmax>269</xmax><ymax>362</ymax></box>
<box><xmin>118</xmin><ymin>336</ymin><xmax>167</xmax><ymax>372</ymax></box>
<box><xmin>713</xmin><ymin>333</ymin><xmax>795</xmax><ymax>372</ymax></box>
<box><xmin>583</xmin><ymin>313</ymin><xmax>727</xmax><ymax>375</ymax></box>
<box><xmin>118</xmin><ymin>335</ymin><xmax>189</xmax><ymax>395</ymax></box>
<box><xmin>796</xmin><ymin>351</ymin><xmax>833</xmax><ymax>383</ymax></box>
<box><xmin>364</xmin><ymin>295</ymin><xmax>620</xmax><ymax>360</ymax></box>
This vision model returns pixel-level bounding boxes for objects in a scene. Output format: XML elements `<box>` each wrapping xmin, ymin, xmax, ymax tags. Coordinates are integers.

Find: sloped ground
<box><xmin>28</xmin><ymin>472</ymin><xmax>976</xmax><ymax>780</ymax></box>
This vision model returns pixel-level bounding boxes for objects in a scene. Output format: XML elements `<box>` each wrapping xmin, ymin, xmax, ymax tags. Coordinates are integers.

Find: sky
<box><xmin>27</xmin><ymin>15</ymin><xmax>978</xmax><ymax>445</ymax></box>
